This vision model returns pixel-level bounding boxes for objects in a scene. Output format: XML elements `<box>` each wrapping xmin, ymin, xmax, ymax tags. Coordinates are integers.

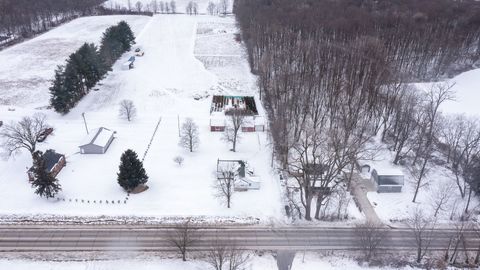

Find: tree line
<box><xmin>103</xmin><ymin>0</ymin><xmax>230</xmax><ymax>15</ymax></box>
<box><xmin>234</xmin><ymin>0</ymin><xmax>480</xmax><ymax>221</ymax></box>
<box><xmin>50</xmin><ymin>21</ymin><xmax>135</xmax><ymax>113</ymax></box>
<box><xmin>0</xmin><ymin>0</ymin><xmax>105</xmax><ymax>48</ymax></box>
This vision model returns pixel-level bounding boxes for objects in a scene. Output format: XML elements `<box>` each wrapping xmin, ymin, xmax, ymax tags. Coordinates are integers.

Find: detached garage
<box><xmin>79</xmin><ymin>127</ymin><xmax>115</xmax><ymax>154</ymax></box>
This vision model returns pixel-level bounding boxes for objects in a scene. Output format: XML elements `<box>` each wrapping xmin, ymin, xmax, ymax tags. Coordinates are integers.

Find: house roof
<box><xmin>372</xmin><ymin>166</ymin><xmax>403</xmax><ymax>176</ymax></box>
<box><xmin>254</xmin><ymin>116</ymin><xmax>265</xmax><ymax>125</ymax></box>
<box><xmin>79</xmin><ymin>127</ymin><xmax>114</xmax><ymax>148</ymax></box>
<box><xmin>210</xmin><ymin>112</ymin><xmax>226</xmax><ymax>126</ymax></box>
<box><xmin>42</xmin><ymin>150</ymin><xmax>63</xmax><ymax>172</ymax></box>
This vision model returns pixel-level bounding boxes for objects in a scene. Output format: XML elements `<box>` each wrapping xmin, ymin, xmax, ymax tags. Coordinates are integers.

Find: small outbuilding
<box><xmin>28</xmin><ymin>149</ymin><xmax>65</xmax><ymax>181</ymax></box>
<box><xmin>122</xmin><ymin>56</ymin><xmax>135</xmax><ymax>70</ymax></box>
<box><xmin>79</xmin><ymin>127</ymin><xmax>115</xmax><ymax>154</ymax></box>
<box><xmin>371</xmin><ymin>167</ymin><xmax>404</xmax><ymax>193</ymax></box>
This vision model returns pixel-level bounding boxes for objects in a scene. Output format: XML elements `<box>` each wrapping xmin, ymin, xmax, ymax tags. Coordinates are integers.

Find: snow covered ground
<box><xmin>0</xmin><ymin>255</ymin><xmax>278</xmax><ymax>270</ymax></box>
<box><xmin>0</xmin><ymin>15</ymin><xmax>283</xmax><ymax>221</ymax></box>
<box><xmin>415</xmin><ymin>68</ymin><xmax>480</xmax><ymax>117</ymax></box>
<box><xmin>0</xmin><ymin>253</ymin><xmax>433</xmax><ymax>270</ymax></box>
<box><xmin>0</xmin><ymin>15</ymin><xmax>150</xmax><ymax>107</ymax></box>
<box><xmin>363</xmin><ymin>144</ymin><xmax>478</xmax><ymax>223</ymax></box>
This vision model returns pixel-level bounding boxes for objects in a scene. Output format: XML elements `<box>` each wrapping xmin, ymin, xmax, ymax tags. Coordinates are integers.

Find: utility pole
<box><xmin>177</xmin><ymin>115</ymin><xmax>181</xmax><ymax>137</ymax></box>
<box><xmin>82</xmin><ymin>112</ymin><xmax>89</xmax><ymax>134</ymax></box>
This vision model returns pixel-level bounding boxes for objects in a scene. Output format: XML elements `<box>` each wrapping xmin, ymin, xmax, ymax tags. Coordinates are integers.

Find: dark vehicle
<box><xmin>0</xmin><ymin>120</ymin><xmax>3</xmax><ymax>127</ymax></box>
<box><xmin>37</xmin><ymin>128</ymin><xmax>53</xmax><ymax>142</ymax></box>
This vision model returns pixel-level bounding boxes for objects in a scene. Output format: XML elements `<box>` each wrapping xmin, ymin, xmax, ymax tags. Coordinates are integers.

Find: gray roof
<box><xmin>43</xmin><ymin>150</ymin><xmax>63</xmax><ymax>172</ymax></box>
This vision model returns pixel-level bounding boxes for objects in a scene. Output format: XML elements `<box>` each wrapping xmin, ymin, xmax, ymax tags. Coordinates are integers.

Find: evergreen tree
<box><xmin>117</xmin><ymin>149</ymin><xmax>148</xmax><ymax>191</ymax></box>
<box><xmin>63</xmin><ymin>55</ymin><xmax>84</xmax><ymax>109</ymax></box>
<box><xmin>31</xmin><ymin>151</ymin><xmax>61</xmax><ymax>198</ymax></box>
<box><xmin>117</xmin><ymin>21</ymin><xmax>135</xmax><ymax>51</ymax></box>
<box><xmin>50</xmin><ymin>65</ymin><xmax>69</xmax><ymax>113</ymax></box>
<box><xmin>99</xmin><ymin>21</ymin><xmax>136</xmax><ymax>68</ymax></box>
<box><xmin>74</xmin><ymin>43</ymin><xmax>105</xmax><ymax>89</ymax></box>
<box><xmin>99</xmin><ymin>37</ymin><xmax>123</xmax><ymax>68</ymax></box>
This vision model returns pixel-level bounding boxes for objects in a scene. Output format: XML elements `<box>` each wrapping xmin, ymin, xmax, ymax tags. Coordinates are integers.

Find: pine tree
<box><xmin>117</xmin><ymin>149</ymin><xmax>148</xmax><ymax>191</ymax></box>
<box><xmin>50</xmin><ymin>65</ymin><xmax>69</xmax><ymax>113</ymax></box>
<box><xmin>31</xmin><ymin>151</ymin><xmax>61</xmax><ymax>198</ymax></box>
<box><xmin>63</xmin><ymin>55</ymin><xmax>85</xmax><ymax>108</ymax></box>
<box><xmin>117</xmin><ymin>21</ymin><xmax>135</xmax><ymax>51</ymax></box>
<box><xmin>74</xmin><ymin>43</ymin><xmax>105</xmax><ymax>90</ymax></box>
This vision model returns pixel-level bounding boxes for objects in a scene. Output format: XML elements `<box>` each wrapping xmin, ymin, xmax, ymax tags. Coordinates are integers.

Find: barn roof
<box><xmin>79</xmin><ymin>127</ymin><xmax>114</xmax><ymax>148</ymax></box>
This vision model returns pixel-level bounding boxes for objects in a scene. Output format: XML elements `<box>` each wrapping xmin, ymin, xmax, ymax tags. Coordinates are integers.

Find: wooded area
<box><xmin>0</xmin><ymin>0</ymin><xmax>106</xmax><ymax>47</ymax></box>
<box><xmin>234</xmin><ymin>0</ymin><xmax>480</xmax><ymax>220</ymax></box>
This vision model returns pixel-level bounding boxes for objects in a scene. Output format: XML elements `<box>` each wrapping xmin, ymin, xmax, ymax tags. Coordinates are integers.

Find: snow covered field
<box><xmin>0</xmin><ymin>15</ymin><xmax>150</xmax><ymax>107</ymax></box>
<box><xmin>0</xmin><ymin>15</ymin><xmax>283</xmax><ymax>221</ymax></box>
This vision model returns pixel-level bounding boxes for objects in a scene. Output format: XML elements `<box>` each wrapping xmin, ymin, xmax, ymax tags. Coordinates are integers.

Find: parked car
<box><xmin>0</xmin><ymin>120</ymin><xmax>3</xmax><ymax>127</ymax></box>
<box><xmin>37</xmin><ymin>127</ymin><xmax>54</xmax><ymax>142</ymax></box>
<box><xmin>135</xmin><ymin>47</ymin><xmax>145</xmax><ymax>56</ymax></box>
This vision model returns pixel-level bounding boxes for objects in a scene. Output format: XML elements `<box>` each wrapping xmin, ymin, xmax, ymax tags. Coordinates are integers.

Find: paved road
<box><xmin>0</xmin><ymin>225</ymin><xmax>479</xmax><ymax>252</ymax></box>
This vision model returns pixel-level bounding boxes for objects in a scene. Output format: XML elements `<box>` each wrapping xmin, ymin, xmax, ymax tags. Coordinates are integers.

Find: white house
<box><xmin>79</xmin><ymin>127</ymin><xmax>115</xmax><ymax>154</ymax></box>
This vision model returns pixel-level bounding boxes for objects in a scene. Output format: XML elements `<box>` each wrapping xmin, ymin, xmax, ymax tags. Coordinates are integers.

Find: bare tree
<box><xmin>219</xmin><ymin>0</ymin><xmax>229</xmax><ymax>16</ymax></box>
<box><xmin>135</xmin><ymin>1</ymin><xmax>143</xmax><ymax>12</ymax></box>
<box><xmin>207</xmin><ymin>2</ymin><xmax>216</xmax><ymax>15</ymax></box>
<box><xmin>354</xmin><ymin>221</ymin><xmax>388</xmax><ymax>261</ymax></box>
<box><xmin>0</xmin><ymin>113</ymin><xmax>50</xmax><ymax>157</ymax></box>
<box><xmin>151</xmin><ymin>0</ymin><xmax>158</xmax><ymax>13</ymax></box>
<box><xmin>412</xmin><ymin>82</ymin><xmax>455</xmax><ymax>202</ymax></box>
<box><xmin>223</xmin><ymin>110</ymin><xmax>245</xmax><ymax>152</ymax></box>
<box><xmin>170</xmin><ymin>0</ymin><xmax>176</xmax><ymax>13</ymax></box>
<box><xmin>168</xmin><ymin>219</ymin><xmax>200</xmax><ymax>261</ymax></box>
<box><xmin>205</xmin><ymin>238</ymin><xmax>250</xmax><ymax>270</ymax></box>
<box><xmin>444</xmin><ymin>220</ymin><xmax>471</xmax><ymax>265</ymax></box>
<box><xmin>429</xmin><ymin>182</ymin><xmax>455</xmax><ymax>217</ymax></box>
<box><xmin>179</xmin><ymin>118</ymin><xmax>200</xmax><ymax>152</ymax></box>
<box><xmin>174</xmin><ymin>156</ymin><xmax>184</xmax><ymax>166</ymax></box>
<box><xmin>406</xmin><ymin>208</ymin><xmax>437</xmax><ymax>264</ymax></box>
<box><xmin>214</xmin><ymin>162</ymin><xmax>238</xmax><ymax>208</ymax></box>
<box><xmin>119</xmin><ymin>99</ymin><xmax>137</xmax><ymax>122</ymax></box>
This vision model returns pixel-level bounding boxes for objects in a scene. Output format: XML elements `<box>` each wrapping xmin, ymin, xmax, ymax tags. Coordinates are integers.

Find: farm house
<box><xmin>216</xmin><ymin>159</ymin><xmax>261</xmax><ymax>191</ymax></box>
<box><xmin>27</xmin><ymin>150</ymin><xmax>66</xmax><ymax>181</ymax></box>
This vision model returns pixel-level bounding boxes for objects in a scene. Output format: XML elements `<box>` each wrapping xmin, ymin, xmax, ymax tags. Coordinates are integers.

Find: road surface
<box><xmin>0</xmin><ymin>225</ymin><xmax>478</xmax><ymax>252</ymax></box>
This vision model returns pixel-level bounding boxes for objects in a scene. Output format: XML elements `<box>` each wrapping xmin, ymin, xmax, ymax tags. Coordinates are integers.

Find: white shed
<box><xmin>79</xmin><ymin>127</ymin><xmax>115</xmax><ymax>154</ymax></box>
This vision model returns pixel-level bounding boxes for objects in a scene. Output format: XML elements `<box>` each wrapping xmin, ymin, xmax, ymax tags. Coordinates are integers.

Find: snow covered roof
<box><xmin>254</xmin><ymin>116</ymin><xmax>265</xmax><ymax>125</ymax></box>
<box><xmin>80</xmin><ymin>127</ymin><xmax>114</xmax><ymax>147</ymax></box>
<box><xmin>210</xmin><ymin>113</ymin><xmax>226</xmax><ymax>126</ymax></box>
<box><xmin>372</xmin><ymin>165</ymin><xmax>403</xmax><ymax>176</ymax></box>
<box><xmin>242</xmin><ymin>116</ymin><xmax>254</xmax><ymax>126</ymax></box>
